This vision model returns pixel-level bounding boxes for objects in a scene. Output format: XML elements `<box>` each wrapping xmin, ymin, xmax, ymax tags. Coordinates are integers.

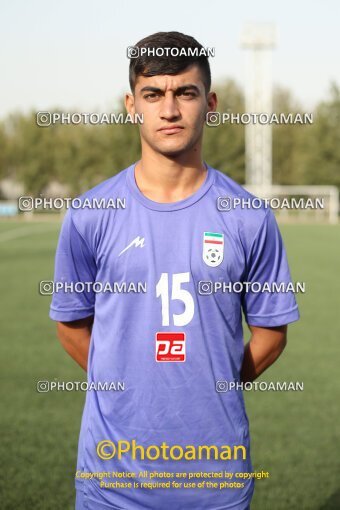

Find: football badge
<box><xmin>203</xmin><ymin>232</ymin><xmax>224</xmax><ymax>267</ymax></box>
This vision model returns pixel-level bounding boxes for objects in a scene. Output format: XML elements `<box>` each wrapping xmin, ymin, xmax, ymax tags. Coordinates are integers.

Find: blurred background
<box><xmin>0</xmin><ymin>1</ymin><xmax>339</xmax><ymax>509</ymax></box>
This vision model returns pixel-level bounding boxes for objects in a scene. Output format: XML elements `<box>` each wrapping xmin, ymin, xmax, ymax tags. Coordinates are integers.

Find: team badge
<box><xmin>203</xmin><ymin>232</ymin><xmax>224</xmax><ymax>267</ymax></box>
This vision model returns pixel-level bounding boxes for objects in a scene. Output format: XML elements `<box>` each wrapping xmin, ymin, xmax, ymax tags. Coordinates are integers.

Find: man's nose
<box><xmin>159</xmin><ymin>94</ymin><xmax>181</xmax><ymax>120</ymax></box>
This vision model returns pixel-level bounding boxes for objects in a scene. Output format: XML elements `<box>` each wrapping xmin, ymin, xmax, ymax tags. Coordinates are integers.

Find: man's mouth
<box><xmin>157</xmin><ymin>126</ymin><xmax>184</xmax><ymax>135</ymax></box>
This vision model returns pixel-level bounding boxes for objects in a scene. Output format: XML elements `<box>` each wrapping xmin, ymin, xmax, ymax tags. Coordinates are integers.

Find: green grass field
<box><xmin>0</xmin><ymin>221</ymin><xmax>339</xmax><ymax>510</ymax></box>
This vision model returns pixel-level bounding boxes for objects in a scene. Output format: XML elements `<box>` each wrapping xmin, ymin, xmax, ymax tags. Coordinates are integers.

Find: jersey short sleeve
<box><xmin>242</xmin><ymin>208</ymin><xmax>300</xmax><ymax>327</ymax></box>
<box><xmin>49</xmin><ymin>209</ymin><xmax>97</xmax><ymax>322</ymax></box>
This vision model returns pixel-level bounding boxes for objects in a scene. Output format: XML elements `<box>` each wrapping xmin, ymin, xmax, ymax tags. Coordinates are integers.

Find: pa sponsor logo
<box><xmin>155</xmin><ymin>332</ymin><xmax>186</xmax><ymax>362</ymax></box>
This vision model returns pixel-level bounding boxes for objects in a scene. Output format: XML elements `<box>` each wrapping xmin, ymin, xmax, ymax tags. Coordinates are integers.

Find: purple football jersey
<box><xmin>50</xmin><ymin>162</ymin><xmax>299</xmax><ymax>510</ymax></box>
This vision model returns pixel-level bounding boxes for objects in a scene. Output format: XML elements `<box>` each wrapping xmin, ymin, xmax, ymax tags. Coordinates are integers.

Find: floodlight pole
<box><xmin>241</xmin><ymin>24</ymin><xmax>276</xmax><ymax>188</ymax></box>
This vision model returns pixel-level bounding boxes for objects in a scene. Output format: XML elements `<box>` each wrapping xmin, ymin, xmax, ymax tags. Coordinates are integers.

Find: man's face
<box><xmin>125</xmin><ymin>64</ymin><xmax>217</xmax><ymax>158</ymax></box>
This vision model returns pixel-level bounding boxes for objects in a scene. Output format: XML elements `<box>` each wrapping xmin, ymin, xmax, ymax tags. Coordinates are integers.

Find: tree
<box><xmin>203</xmin><ymin>79</ymin><xmax>245</xmax><ymax>182</ymax></box>
<box><xmin>298</xmin><ymin>82</ymin><xmax>340</xmax><ymax>188</ymax></box>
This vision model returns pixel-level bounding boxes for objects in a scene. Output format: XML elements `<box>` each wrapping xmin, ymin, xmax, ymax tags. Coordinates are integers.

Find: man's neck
<box><xmin>134</xmin><ymin>153</ymin><xmax>207</xmax><ymax>203</ymax></box>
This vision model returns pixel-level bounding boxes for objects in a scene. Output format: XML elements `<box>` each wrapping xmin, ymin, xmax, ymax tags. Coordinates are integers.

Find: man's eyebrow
<box><xmin>139</xmin><ymin>84</ymin><xmax>201</xmax><ymax>94</ymax></box>
<box><xmin>140</xmin><ymin>86</ymin><xmax>163</xmax><ymax>93</ymax></box>
<box><xmin>176</xmin><ymin>84</ymin><xmax>200</xmax><ymax>94</ymax></box>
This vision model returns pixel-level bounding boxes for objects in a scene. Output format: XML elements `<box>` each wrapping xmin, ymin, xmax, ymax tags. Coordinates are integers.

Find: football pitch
<box><xmin>0</xmin><ymin>221</ymin><xmax>339</xmax><ymax>510</ymax></box>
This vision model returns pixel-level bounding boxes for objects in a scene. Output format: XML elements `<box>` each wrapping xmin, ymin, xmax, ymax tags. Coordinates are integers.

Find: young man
<box><xmin>50</xmin><ymin>31</ymin><xmax>299</xmax><ymax>510</ymax></box>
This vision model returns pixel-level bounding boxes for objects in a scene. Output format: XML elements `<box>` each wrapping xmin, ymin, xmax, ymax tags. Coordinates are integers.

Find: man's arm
<box><xmin>56</xmin><ymin>316</ymin><xmax>94</xmax><ymax>372</ymax></box>
<box><xmin>240</xmin><ymin>325</ymin><xmax>287</xmax><ymax>383</ymax></box>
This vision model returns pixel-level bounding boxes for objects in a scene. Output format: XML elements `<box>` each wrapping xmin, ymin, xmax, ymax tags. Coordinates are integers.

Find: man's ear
<box><xmin>125</xmin><ymin>93</ymin><xmax>135</xmax><ymax>116</ymax></box>
<box><xmin>206</xmin><ymin>91</ymin><xmax>217</xmax><ymax>114</ymax></box>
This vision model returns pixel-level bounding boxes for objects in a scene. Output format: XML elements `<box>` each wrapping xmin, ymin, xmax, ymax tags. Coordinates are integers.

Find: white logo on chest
<box><xmin>118</xmin><ymin>236</ymin><xmax>145</xmax><ymax>256</ymax></box>
<box><xmin>203</xmin><ymin>232</ymin><xmax>224</xmax><ymax>267</ymax></box>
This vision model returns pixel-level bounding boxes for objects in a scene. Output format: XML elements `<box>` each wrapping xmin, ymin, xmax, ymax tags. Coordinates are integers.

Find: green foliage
<box><xmin>298</xmin><ymin>82</ymin><xmax>340</xmax><ymax>187</ymax></box>
<box><xmin>5</xmin><ymin>112</ymin><xmax>59</xmax><ymax>194</ymax></box>
<box><xmin>0</xmin><ymin>124</ymin><xmax>8</xmax><ymax>181</ymax></box>
<box><xmin>272</xmin><ymin>85</ymin><xmax>306</xmax><ymax>185</ymax></box>
<box><xmin>272</xmin><ymin>82</ymin><xmax>340</xmax><ymax>188</ymax></box>
<box><xmin>203</xmin><ymin>79</ymin><xmax>245</xmax><ymax>182</ymax></box>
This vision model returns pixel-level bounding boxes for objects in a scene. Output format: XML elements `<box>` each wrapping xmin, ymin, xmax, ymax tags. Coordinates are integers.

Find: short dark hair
<box><xmin>129</xmin><ymin>31</ymin><xmax>211</xmax><ymax>93</ymax></box>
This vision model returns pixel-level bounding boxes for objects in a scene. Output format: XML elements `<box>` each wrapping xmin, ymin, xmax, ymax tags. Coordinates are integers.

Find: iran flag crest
<box><xmin>203</xmin><ymin>231</ymin><xmax>224</xmax><ymax>267</ymax></box>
